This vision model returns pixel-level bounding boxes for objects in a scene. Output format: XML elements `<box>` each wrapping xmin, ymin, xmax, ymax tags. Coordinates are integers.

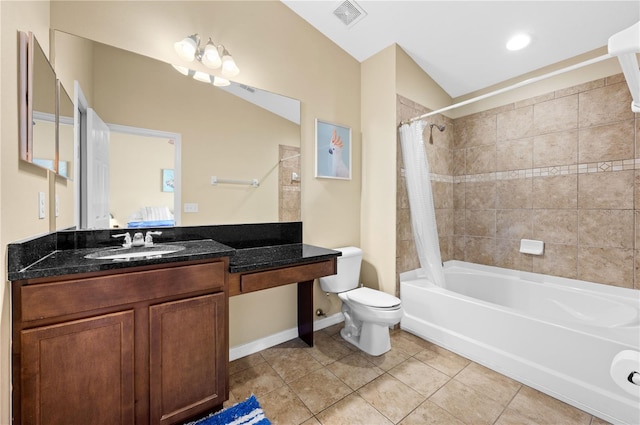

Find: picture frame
<box><xmin>315</xmin><ymin>119</ymin><xmax>352</xmax><ymax>180</ymax></box>
<box><xmin>162</xmin><ymin>168</ymin><xmax>175</xmax><ymax>192</ymax></box>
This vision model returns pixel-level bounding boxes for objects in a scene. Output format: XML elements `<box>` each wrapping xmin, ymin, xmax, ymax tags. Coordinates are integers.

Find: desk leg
<box><xmin>297</xmin><ymin>280</ymin><xmax>314</xmax><ymax>346</ymax></box>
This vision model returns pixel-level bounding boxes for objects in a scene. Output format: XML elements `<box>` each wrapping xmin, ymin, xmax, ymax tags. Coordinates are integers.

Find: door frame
<box><xmin>107</xmin><ymin>123</ymin><xmax>182</xmax><ymax>227</ymax></box>
<box><xmin>74</xmin><ymin>81</ymin><xmax>182</xmax><ymax>229</ymax></box>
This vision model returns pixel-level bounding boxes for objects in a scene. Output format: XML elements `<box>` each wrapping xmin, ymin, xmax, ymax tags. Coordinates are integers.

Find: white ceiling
<box><xmin>281</xmin><ymin>1</ymin><xmax>640</xmax><ymax>98</ymax></box>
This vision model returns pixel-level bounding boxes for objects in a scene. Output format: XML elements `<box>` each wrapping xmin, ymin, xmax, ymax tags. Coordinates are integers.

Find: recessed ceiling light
<box><xmin>506</xmin><ymin>33</ymin><xmax>531</xmax><ymax>51</ymax></box>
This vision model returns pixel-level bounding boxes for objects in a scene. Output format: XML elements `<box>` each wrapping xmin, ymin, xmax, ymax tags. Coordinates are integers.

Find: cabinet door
<box><xmin>20</xmin><ymin>311</ymin><xmax>134</xmax><ymax>425</ymax></box>
<box><xmin>149</xmin><ymin>293</ymin><xmax>226</xmax><ymax>425</ymax></box>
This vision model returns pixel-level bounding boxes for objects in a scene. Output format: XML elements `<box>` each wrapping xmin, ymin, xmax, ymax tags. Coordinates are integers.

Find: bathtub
<box><xmin>400</xmin><ymin>261</ymin><xmax>640</xmax><ymax>425</ymax></box>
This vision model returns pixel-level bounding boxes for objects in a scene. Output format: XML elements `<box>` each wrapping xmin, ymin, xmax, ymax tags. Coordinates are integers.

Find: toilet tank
<box><xmin>319</xmin><ymin>246</ymin><xmax>362</xmax><ymax>293</ymax></box>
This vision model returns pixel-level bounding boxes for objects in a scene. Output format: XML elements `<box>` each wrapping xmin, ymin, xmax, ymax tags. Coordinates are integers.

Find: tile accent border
<box><xmin>444</xmin><ymin>158</ymin><xmax>640</xmax><ymax>183</ymax></box>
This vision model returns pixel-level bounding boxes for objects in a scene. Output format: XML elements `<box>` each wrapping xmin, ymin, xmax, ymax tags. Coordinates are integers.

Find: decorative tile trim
<box><xmin>448</xmin><ymin>158</ymin><xmax>639</xmax><ymax>183</ymax></box>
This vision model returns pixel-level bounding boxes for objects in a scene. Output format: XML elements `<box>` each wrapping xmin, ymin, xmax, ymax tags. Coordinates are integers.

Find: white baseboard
<box><xmin>229</xmin><ymin>312</ymin><xmax>344</xmax><ymax>361</ymax></box>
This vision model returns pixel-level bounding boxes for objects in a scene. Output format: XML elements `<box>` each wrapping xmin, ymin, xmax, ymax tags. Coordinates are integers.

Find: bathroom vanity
<box><xmin>8</xmin><ymin>223</ymin><xmax>339</xmax><ymax>425</ymax></box>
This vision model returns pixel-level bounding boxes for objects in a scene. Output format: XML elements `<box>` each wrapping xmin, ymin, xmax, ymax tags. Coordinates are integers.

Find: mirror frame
<box><xmin>56</xmin><ymin>79</ymin><xmax>74</xmax><ymax>180</ymax></box>
<box><xmin>18</xmin><ymin>31</ymin><xmax>32</xmax><ymax>163</ymax></box>
<box><xmin>19</xmin><ymin>30</ymin><xmax>63</xmax><ymax>175</ymax></box>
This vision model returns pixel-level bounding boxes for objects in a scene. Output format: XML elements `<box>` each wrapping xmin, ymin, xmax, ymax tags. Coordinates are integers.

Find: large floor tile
<box><xmin>414</xmin><ymin>345</ymin><xmax>470</xmax><ymax>377</ymax></box>
<box><xmin>315</xmin><ymin>393</ymin><xmax>393</xmax><ymax>425</ymax></box>
<box><xmin>262</xmin><ymin>346</ymin><xmax>323</xmax><ymax>382</ymax></box>
<box><xmin>430</xmin><ymin>378</ymin><xmax>505</xmax><ymax>425</ymax></box>
<box><xmin>229</xmin><ymin>361</ymin><xmax>285</xmax><ymax>401</ymax></box>
<box><xmin>388</xmin><ymin>357</ymin><xmax>450</xmax><ymax>397</ymax></box>
<box><xmin>399</xmin><ymin>400</ymin><xmax>466</xmax><ymax>425</ymax></box>
<box><xmin>259</xmin><ymin>385</ymin><xmax>313</xmax><ymax>425</ymax></box>
<box><xmin>306</xmin><ymin>331</ymin><xmax>354</xmax><ymax>365</ymax></box>
<box><xmin>505</xmin><ymin>386</ymin><xmax>592</xmax><ymax>425</ymax></box>
<box><xmin>363</xmin><ymin>347</ymin><xmax>411</xmax><ymax>371</ymax></box>
<box><xmin>358</xmin><ymin>374</ymin><xmax>426</xmax><ymax>423</ymax></box>
<box><xmin>288</xmin><ymin>368</ymin><xmax>353</xmax><ymax>414</ymax></box>
<box><xmin>454</xmin><ymin>362</ymin><xmax>521</xmax><ymax>406</ymax></box>
<box><xmin>326</xmin><ymin>352</ymin><xmax>384</xmax><ymax>390</ymax></box>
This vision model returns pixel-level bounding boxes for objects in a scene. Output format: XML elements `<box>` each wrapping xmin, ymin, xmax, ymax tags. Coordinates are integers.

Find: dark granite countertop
<box><xmin>229</xmin><ymin>244</ymin><xmax>340</xmax><ymax>273</ymax></box>
<box><xmin>8</xmin><ymin>223</ymin><xmax>341</xmax><ymax>282</ymax></box>
<box><xmin>9</xmin><ymin>239</ymin><xmax>234</xmax><ymax>281</ymax></box>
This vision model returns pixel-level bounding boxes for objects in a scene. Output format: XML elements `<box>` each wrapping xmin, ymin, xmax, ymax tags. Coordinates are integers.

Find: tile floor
<box><xmin>227</xmin><ymin>325</ymin><xmax>610</xmax><ymax>425</ymax></box>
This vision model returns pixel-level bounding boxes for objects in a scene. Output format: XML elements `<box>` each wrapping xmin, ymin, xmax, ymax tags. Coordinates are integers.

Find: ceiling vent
<box><xmin>333</xmin><ymin>0</ymin><xmax>367</xmax><ymax>28</ymax></box>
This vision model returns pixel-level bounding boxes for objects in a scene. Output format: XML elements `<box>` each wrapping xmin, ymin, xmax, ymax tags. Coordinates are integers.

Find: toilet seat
<box><xmin>344</xmin><ymin>287</ymin><xmax>401</xmax><ymax>309</ymax></box>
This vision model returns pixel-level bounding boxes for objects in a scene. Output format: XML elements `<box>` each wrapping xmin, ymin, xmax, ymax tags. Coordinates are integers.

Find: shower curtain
<box><xmin>399</xmin><ymin>121</ymin><xmax>446</xmax><ymax>287</ymax></box>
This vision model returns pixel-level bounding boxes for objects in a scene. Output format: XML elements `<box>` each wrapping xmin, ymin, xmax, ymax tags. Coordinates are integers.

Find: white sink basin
<box><xmin>85</xmin><ymin>244</ymin><xmax>186</xmax><ymax>260</ymax></box>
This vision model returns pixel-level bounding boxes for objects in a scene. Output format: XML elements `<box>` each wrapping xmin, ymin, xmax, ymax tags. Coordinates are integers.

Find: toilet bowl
<box><xmin>319</xmin><ymin>247</ymin><xmax>403</xmax><ymax>356</ymax></box>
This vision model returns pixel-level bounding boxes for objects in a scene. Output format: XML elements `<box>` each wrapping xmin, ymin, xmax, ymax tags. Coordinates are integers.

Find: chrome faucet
<box><xmin>131</xmin><ymin>232</ymin><xmax>145</xmax><ymax>247</ymax></box>
<box><xmin>145</xmin><ymin>231</ymin><xmax>162</xmax><ymax>246</ymax></box>
<box><xmin>112</xmin><ymin>232</ymin><xmax>132</xmax><ymax>248</ymax></box>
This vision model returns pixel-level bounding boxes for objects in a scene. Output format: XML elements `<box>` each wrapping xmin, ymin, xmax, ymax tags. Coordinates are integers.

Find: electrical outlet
<box><xmin>38</xmin><ymin>192</ymin><xmax>46</xmax><ymax>219</ymax></box>
<box><xmin>183</xmin><ymin>203</ymin><xmax>199</xmax><ymax>213</ymax></box>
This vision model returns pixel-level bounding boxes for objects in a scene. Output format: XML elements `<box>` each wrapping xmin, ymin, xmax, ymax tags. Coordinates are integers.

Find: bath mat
<box><xmin>184</xmin><ymin>395</ymin><xmax>271</xmax><ymax>425</ymax></box>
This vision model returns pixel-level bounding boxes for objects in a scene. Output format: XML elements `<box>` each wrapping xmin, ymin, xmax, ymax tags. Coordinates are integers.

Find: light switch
<box><xmin>38</xmin><ymin>192</ymin><xmax>46</xmax><ymax>219</ymax></box>
<box><xmin>183</xmin><ymin>203</ymin><xmax>198</xmax><ymax>213</ymax></box>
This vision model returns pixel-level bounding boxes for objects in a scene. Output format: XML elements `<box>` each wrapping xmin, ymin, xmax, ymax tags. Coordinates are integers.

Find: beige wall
<box><xmin>1</xmin><ymin>1</ymin><xmax>52</xmax><ymax>422</ymax></box>
<box><xmin>49</xmin><ymin>1</ymin><xmax>362</xmax><ymax>348</ymax></box>
<box><xmin>109</xmin><ymin>132</ymin><xmax>175</xmax><ymax>226</ymax></box>
<box><xmin>360</xmin><ymin>45</ymin><xmax>397</xmax><ymax>295</ymax></box>
<box><xmin>396</xmin><ymin>46</ymin><xmax>452</xmax><ymax>115</ymax></box>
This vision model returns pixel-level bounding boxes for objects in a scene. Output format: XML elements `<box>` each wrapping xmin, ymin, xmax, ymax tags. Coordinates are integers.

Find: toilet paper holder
<box><xmin>611</xmin><ymin>350</ymin><xmax>640</xmax><ymax>396</ymax></box>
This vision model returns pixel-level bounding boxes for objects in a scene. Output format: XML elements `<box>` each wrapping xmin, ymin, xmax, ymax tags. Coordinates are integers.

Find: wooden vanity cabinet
<box><xmin>12</xmin><ymin>259</ymin><xmax>229</xmax><ymax>425</ymax></box>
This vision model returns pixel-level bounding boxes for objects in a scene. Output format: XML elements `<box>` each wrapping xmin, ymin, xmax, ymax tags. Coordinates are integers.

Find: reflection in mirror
<box><xmin>57</xmin><ymin>81</ymin><xmax>74</xmax><ymax>179</ymax></box>
<box><xmin>19</xmin><ymin>32</ymin><xmax>58</xmax><ymax>172</ymax></box>
<box><xmin>54</xmin><ymin>31</ymin><xmax>301</xmax><ymax>229</ymax></box>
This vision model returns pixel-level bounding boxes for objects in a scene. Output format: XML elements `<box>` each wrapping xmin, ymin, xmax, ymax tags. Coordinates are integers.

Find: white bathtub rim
<box><xmin>401</xmin><ymin>262</ymin><xmax>640</xmax><ymax>333</ymax></box>
<box><xmin>400</xmin><ymin>315</ymin><xmax>639</xmax><ymax>425</ymax></box>
<box><xmin>444</xmin><ymin>260</ymin><xmax>639</xmax><ymax>300</ymax></box>
<box><xmin>400</xmin><ymin>273</ymin><xmax>638</xmax><ymax>347</ymax></box>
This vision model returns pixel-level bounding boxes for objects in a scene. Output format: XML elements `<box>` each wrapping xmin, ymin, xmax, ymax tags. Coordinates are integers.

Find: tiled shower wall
<box><xmin>396</xmin><ymin>96</ymin><xmax>455</xmax><ymax>294</ymax></box>
<box><xmin>279</xmin><ymin>145</ymin><xmax>301</xmax><ymax>222</ymax></box>
<box><xmin>397</xmin><ymin>72</ymin><xmax>639</xmax><ymax>290</ymax></box>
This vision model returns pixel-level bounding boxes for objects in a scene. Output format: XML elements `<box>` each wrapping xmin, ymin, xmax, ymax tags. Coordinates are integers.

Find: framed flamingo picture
<box><xmin>315</xmin><ymin>119</ymin><xmax>352</xmax><ymax>180</ymax></box>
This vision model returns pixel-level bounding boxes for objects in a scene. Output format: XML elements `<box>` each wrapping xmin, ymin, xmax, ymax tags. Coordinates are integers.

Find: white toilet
<box><xmin>319</xmin><ymin>247</ymin><xmax>403</xmax><ymax>356</ymax></box>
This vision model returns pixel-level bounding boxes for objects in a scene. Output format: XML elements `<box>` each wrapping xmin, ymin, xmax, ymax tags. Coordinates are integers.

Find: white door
<box><xmin>86</xmin><ymin>108</ymin><xmax>110</xmax><ymax>229</ymax></box>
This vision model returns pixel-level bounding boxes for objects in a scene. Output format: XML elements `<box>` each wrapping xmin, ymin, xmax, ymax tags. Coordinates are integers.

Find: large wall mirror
<box><xmin>53</xmin><ymin>31</ymin><xmax>301</xmax><ymax>230</ymax></box>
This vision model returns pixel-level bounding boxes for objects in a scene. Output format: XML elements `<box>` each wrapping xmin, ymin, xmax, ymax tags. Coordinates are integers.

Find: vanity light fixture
<box><xmin>173</xmin><ymin>33</ymin><xmax>239</xmax><ymax>78</ymax></box>
<box><xmin>171</xmin><ymin>64</ymin><xmax>231</xmax><ymax>87</ymax></box>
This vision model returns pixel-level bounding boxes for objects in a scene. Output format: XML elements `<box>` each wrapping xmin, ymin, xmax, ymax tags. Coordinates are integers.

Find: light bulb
<box><xmin>192</xmin><ymin>71</ymin><xmax>212</xmax><ymax>83</ymax></box>
<box><xmin>174</xmin><ymin>34</ymin><xmax>199</xmax><ymax>61</ymax></box>
<box><xmin>221</xmin><ymin>49</ymin><xmax>240</xmax><ymax>78</ymax></box>
<box><xmin>213</xmin><ymin>77</ymin><xmax>230</xmax><ymax>87</ymax></box>
<box><xmin>201</xmin><ymin>38</ymin><xmax>222</xmax><ymax>69</ymax></box>
<box><xmin>171</xmin><ymin>64</ymin><xmax>191</xmax><ymax>76</ymax></box>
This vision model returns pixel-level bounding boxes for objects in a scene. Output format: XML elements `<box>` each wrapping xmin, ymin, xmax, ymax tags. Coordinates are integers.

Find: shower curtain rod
<box><xmin>402</xmin><ymin>53</ymin><xmax>612</xmax><ymax>125</ymax></box>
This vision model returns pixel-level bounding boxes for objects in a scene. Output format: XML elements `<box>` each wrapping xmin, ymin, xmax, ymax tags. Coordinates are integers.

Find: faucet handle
<box><xmin>145</xmin><ymin>231</ymin><xmax>162</xmax><ymax>246</ymax></box>
<box><xmin>112</xmin><ymin>232</ymin><xmax>132</xmax><ymax>248</ymax></box>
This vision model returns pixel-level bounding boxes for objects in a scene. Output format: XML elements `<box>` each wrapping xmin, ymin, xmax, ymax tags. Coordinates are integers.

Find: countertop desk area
<box><xmin>228</xmin><ymin>243</ymin><xmax>338</xmax><ymax>346</ymax></box>
<box><xmin>7</xmin><ymin>222</ymin><xmax>339</xmax><ymax>424</ymax></box>
<box><xmin>8</xmin><ymin>222</ymin><xmax>340</xmax><ymax>348</ymax></box>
